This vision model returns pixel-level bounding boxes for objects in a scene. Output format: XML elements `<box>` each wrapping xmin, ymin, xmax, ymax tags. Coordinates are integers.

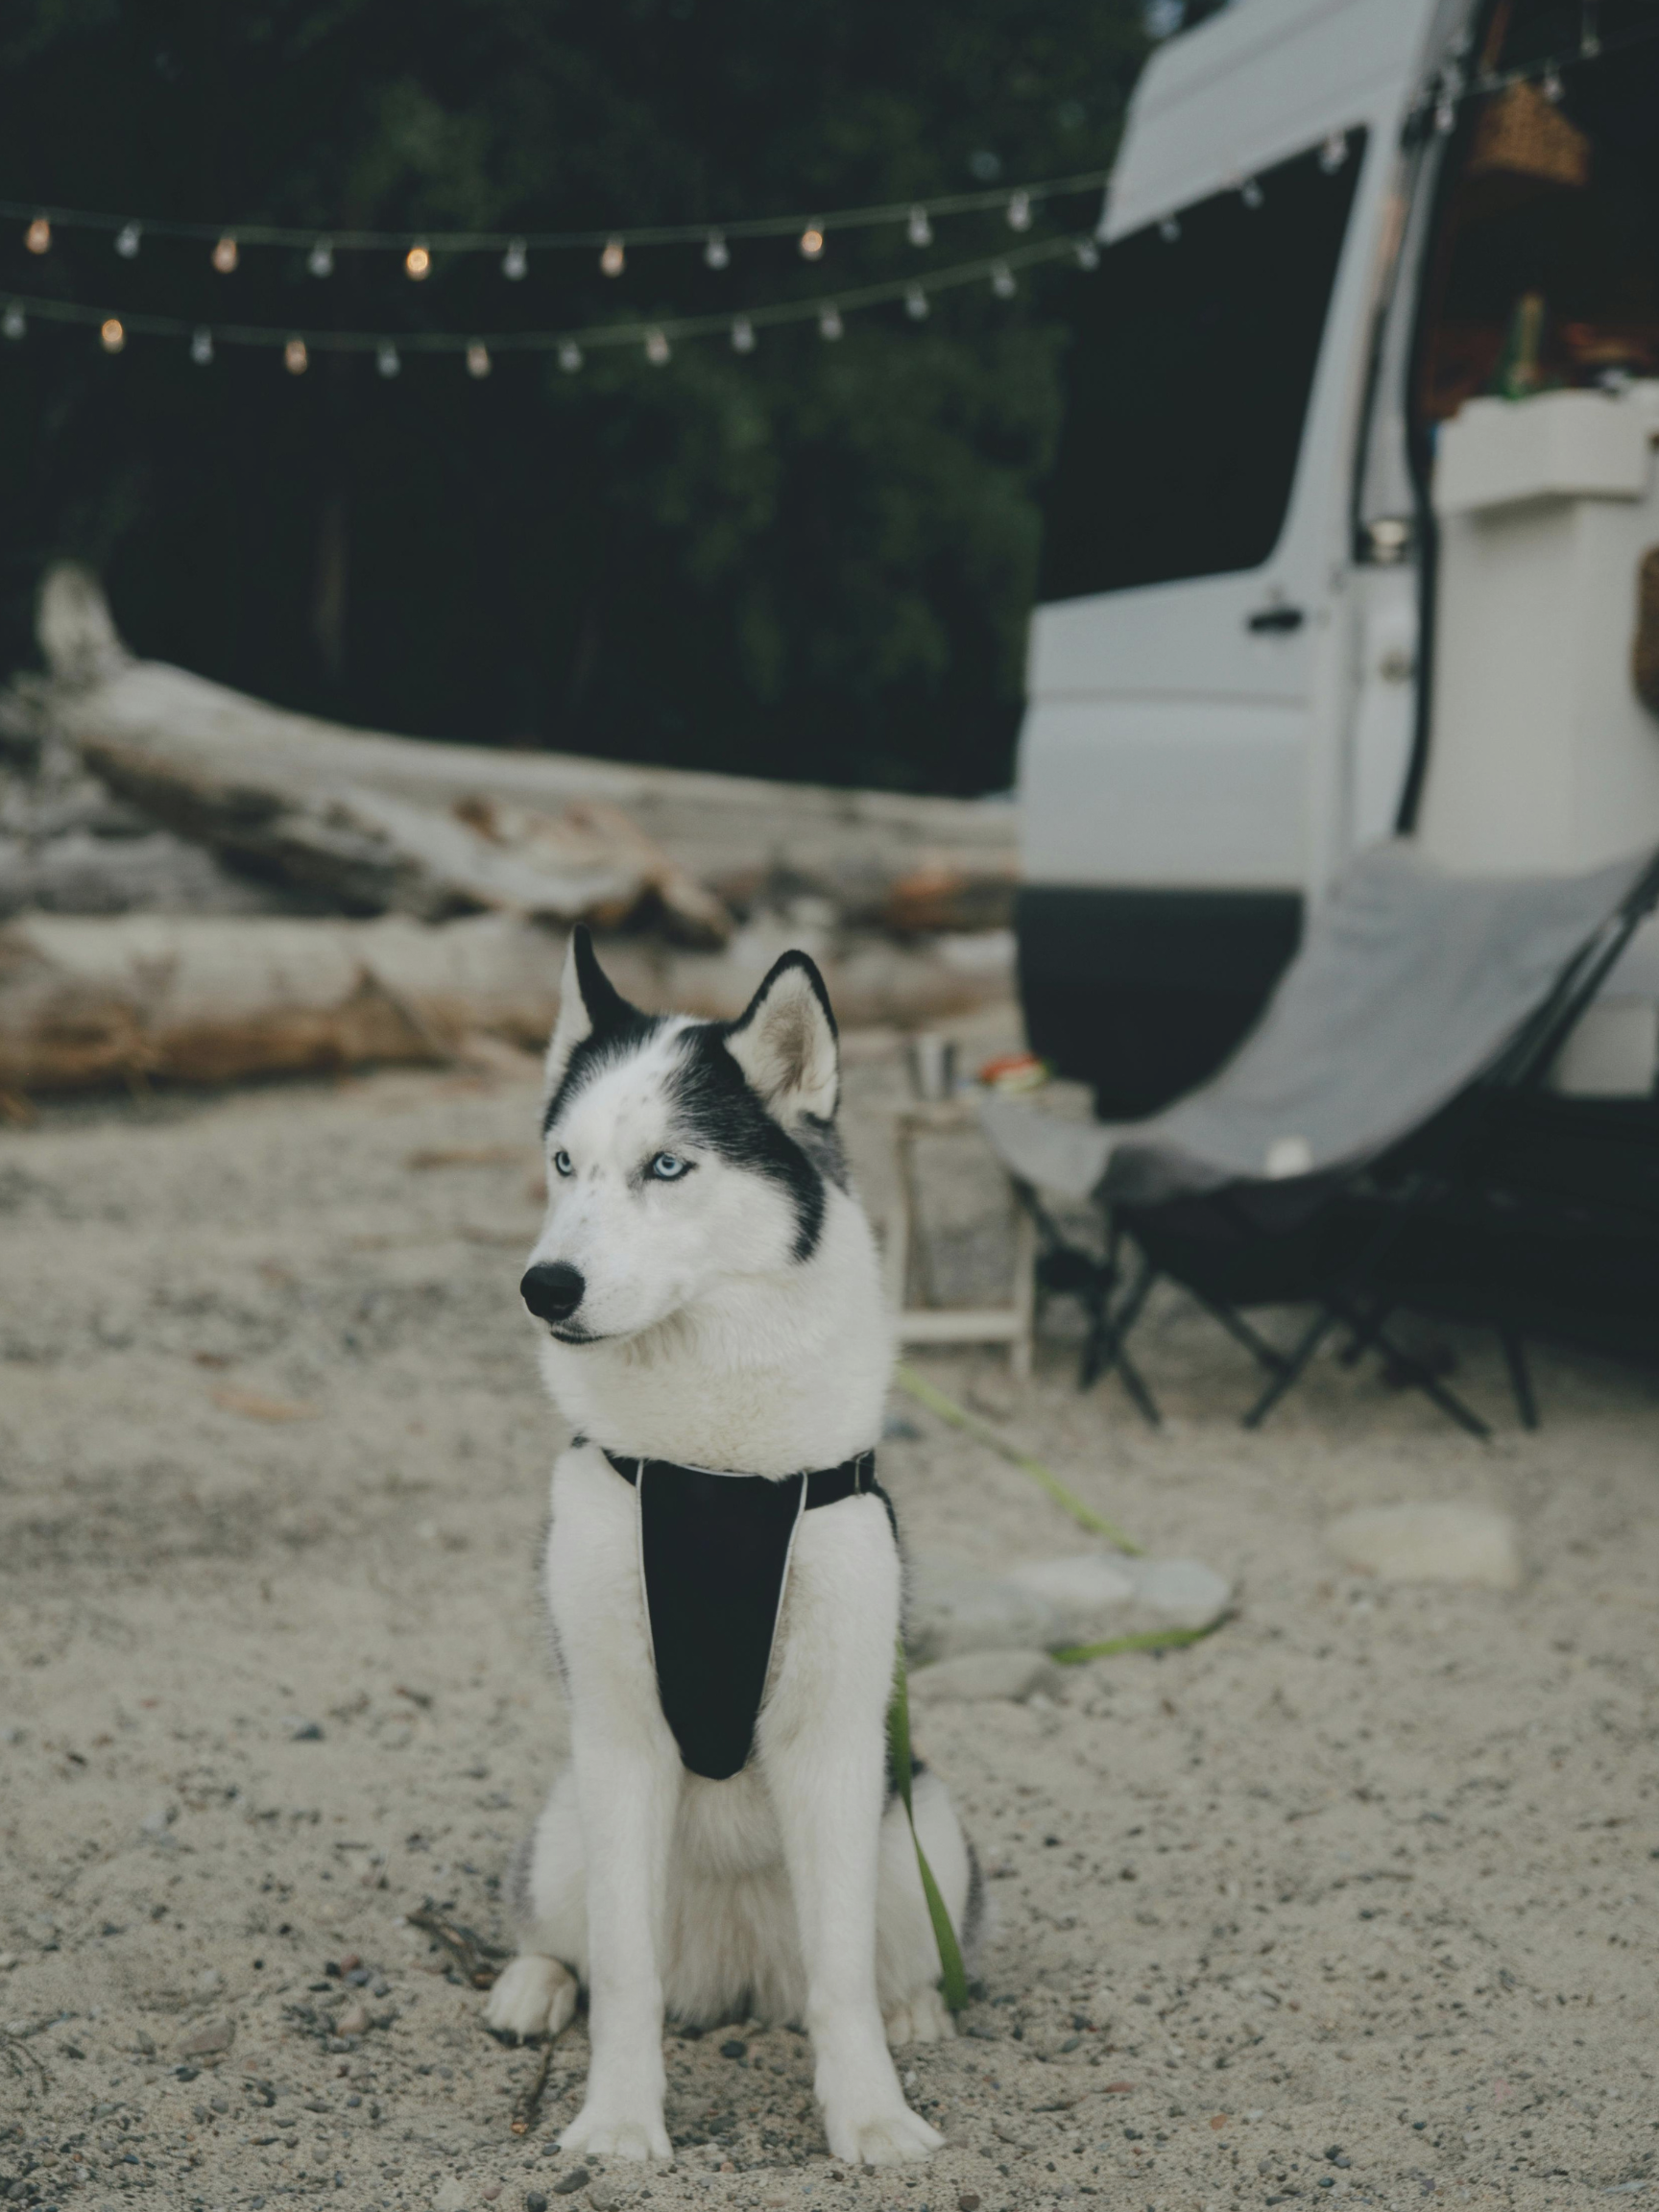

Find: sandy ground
<box><xmin>2</xmin><ymin>1033</ymin><xmax>1657</xmax><ymax>2212</ymax></box>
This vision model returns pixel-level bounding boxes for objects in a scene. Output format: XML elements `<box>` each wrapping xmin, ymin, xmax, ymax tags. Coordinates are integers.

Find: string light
<box><xmin>25</xmin><ymin>216</ymin><xmax>50</xmax><ymax>254</ymax></box>
<box><xmin>284</xmin><ymin>336</ymin><xmax>308</xmax><ymax>374</ymax></box>
<box><xmin>558</xmin><ymin>340</ymin><xmax>583</xmax><ymax>373</ymax></box>
<box><xmin>1319</xmin><ymin>131</ymin><xmax>1350</xmax><ymax>172</ymax></box>
<box><xmin>1160</xmin><ymin>216</ymin><xmax>1181</xmax><ymax>243</ymax></box>
<box><xmin>466</xmin><ymin>343</ymin><xmax>492</xmax><ymax>377</ymax></box>
<box><xmin>1240</xmin><ymin>178</ymin><xmax>1264</xmax><ymax>209</ymax></box>
<box><xmin>99</xmin><ymin>317</ymin><xmax>124</xmax><ymax>353</ymax></box>
<box><xmin>1580</xmin><ymin>2</ymin><xmax>1601</xmax><ymax>58</ymax></box>
<box><xmin>704</xmin><ymin>230</ymin><xmax>729</xmax><ymax>269</ymax></box>
<box><xmin>644</xmin><ymin>326</ymin><xmax>670</xmax><ymax>364</ymax></box>
<box><xmin>1072</xmin><ymin>239</ymin><xmax>1099</xmax><ymax>270</ymax></box>
<box><xmin>1006</xmin><ymin>190</ymin><xmax>1032</xmax><ymax>231</ymax></box>
<box><xmin>376</xmin><ymin>342</ymin><xmax>399</xmax><ymax>378</ymax></box>
<box><xmin>799</xmin><ymin>225</ymin><xmax>825</xmax><ymax>260</ymax></box>
<box><xmin>404</xmin><ymin>243</ymin><xmax>431</xmax><ymax>280</ymax></box>
<box><xmin>904</xmin><ymin>282</ymin><xmax>929</xmax><ymax>320</ymax></box>
<box><xmin>818</xmin><ymin>302</ymin><xmax>843</xmax><ymax>340</ymax></box>
<box><xmin>190</xmin><ymin>326</ymin><xmax>213</xmax><ymax>365</ymax></box>
<box><xmin>308</xmin><ymin>239</ymin><xmax>334</xmax><ymax>277</ymax></box>
<box><xmin>115</xmin><ymin>221</ymin><xmax>141</xmax><ymax>258</ymax></box>
<box><xmin>906</xmin><ymin>205</ymin><xmax>932</xmax><ymax>248</ymax></box>
<box><xmin>3</xmin><ymin>304</ymin><xmax>24</xmax><ymax>340</ymax></box>
<box><xmin>502</xmin><ymin>237</ymin><xmax>527</xmax><ymax>280</ymax></box>
<box><xmin>1543</xmin><ymin>64</ymin><xmax>1565</xmax><ymax>101</ymax></box>
<box><xmin>600</xmin><ymin>238</ymin><xmax>625</xmax><ymax>276</ymax></box>
<box><xmin>730</xmin><ymin>316</ymin><xmax>755</xmax><ymax>352</ymax></box>
<box><xmin>990</xmin><ymin>260</ymin><xmax>1016</xmax><ymax>299</ymax></box>
<box><xmin>212</xmin><ymin>233</ymin><xmax>239</xmax><ymax>274</ymax></box>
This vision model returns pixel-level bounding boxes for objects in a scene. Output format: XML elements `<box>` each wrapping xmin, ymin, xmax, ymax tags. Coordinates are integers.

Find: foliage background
<box><xmin>0</xmin><ymin>1</ymin><xmax>1146</xmax><ymax>793</ymax></box>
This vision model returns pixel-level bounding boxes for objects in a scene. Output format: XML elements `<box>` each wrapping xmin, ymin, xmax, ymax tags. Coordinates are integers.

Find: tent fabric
<box><xmin>979</xmin><ymin>842</ymin><xmax>1653</xmax><ymax>1209</ymax></box>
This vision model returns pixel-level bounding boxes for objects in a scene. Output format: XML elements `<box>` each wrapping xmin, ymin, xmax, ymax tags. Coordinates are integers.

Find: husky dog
<box><xmin>485</xmin><ymin>928</ymin><xmax>978</xmax><ymax>2167</ymax></box>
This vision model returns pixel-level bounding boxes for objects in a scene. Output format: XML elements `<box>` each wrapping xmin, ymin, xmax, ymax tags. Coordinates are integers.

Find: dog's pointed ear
<box><xmin>544</xmin><ymin>926</ymin><xmax>637</xmax><ymax>1106</ymax></box>
<box><xmin>724</xmin><ymin>950</ymin><xmax>840</xmax><ymax>1122</ymax></box>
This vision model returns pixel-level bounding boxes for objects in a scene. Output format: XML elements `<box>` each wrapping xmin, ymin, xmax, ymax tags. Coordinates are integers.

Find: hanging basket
<box><xmin>1468</xmin><ymin>80</ymin><xmax>1591</xmax><ymax>189</ymax></box>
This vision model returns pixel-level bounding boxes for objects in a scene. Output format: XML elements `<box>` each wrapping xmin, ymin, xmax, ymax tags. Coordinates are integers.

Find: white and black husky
<box><xmin>485</xmin><ymin>927</ymin><xmax>979</xmax><ymax>2168</ymax></box>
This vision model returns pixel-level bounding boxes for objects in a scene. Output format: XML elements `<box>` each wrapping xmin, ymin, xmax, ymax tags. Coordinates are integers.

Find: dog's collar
<box><xmin>597</xmin><ymin>1445</ymin><xmax>877</xmax><ymax>1510</ymax></box>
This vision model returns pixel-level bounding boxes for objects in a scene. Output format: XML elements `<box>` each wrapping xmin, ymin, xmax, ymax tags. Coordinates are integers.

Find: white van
<box><xmin>1018</xmin><ymin>0</ymin><xmax>1659</xmax><ymax>1110</ymax></box>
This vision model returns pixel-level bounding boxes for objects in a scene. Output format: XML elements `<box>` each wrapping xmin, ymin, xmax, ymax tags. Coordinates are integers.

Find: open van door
<box><xmin>1020</xmin><ymin>0</ymin><xmax>1469</xmax><ymax>1112</ymax></box>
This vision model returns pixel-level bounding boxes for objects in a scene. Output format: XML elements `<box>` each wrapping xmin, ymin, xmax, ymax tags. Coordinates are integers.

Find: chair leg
<box><xmin>1082</xmin><ymin>1255</ymin><xmax>1162</xmax><ymax>1427</ymax></box>
<box><xmin>1499</xmin><ymin>1325</ymin><xmax>1539</xmax><ymax>1431</ymax></box>
<box><xmin>1334</xmin><ymin>1300</ymin><xmax>1492</xmax><ymax>1440</ymax></box>
<box><xmin>1187</xmin><ymin>1286</ymin><xmax>1290</xmax><ymax>1377</ymax></box>
<box><xmin>1242</xmin><ymin>1304</ymin><xmax>1341</xmax><ymax>1429</ymax></box>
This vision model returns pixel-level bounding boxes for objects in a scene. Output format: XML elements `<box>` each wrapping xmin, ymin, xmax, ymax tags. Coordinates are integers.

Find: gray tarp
<box><xmin>979</xmin><ymin>842</ymin><xmax>1654</xmax><ymax>1208</ymax></box>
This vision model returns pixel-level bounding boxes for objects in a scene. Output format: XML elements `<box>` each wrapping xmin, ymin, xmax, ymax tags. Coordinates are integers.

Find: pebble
<box><xmin>335</xmin><ymin>2001</ymin><xmax>372</xmax><ymax>2035</ymax></box>
<box><xmin>958</xmin><ymin>2196</ymin><xmax>982</xmax><ymax>2211</ymax></box>
<box><xmin>588</xmin><ymin>2187</ymin><xmax>625</xmax><ymax>2212</ymax></box>
<box><xmin>526</xmin><ymin>2196</ymin><xmax>549</xmax><ymax>2212</ymax></box>
<box><xmin>1325</xmin><ymin>1502</ymin><xmax>1521</xmax><ymax>1589</ymax></box>
<box><xmin>139</xmin><ymin>1802</ymin><xmax>177</xmax><ymax>1839</ymax></box>
<box><xmin>908</xmin><ymin>1647</ymin><xmax>1059</xmax><ymax>1705</ymax></box>
<box><xmin>178</xmin><ymin>2015</ymin><xmax>234</xmax><ymax>2056</ymax></box>
<box><xmin>553</xmin><ymin>2167</ymin><xmax>591</xmax><ymax>2196</ymax></box>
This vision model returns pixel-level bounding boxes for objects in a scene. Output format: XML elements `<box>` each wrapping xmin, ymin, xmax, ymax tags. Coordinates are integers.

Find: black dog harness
<box><xmin>599</xmin><ymin>1445</ymin><xmax>880</xmax><ymax>1782</ymax></box>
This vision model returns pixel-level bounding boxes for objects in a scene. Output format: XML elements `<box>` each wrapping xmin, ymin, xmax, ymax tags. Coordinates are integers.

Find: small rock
<box><xmin>197</xmin><ymin>1967</ymin><xmax>224</xmax><ymax>1996</ymax></box>
<box><xmin>335</xmin><ymin>2001</ymin><xmax>372</xmax><ymax>2036</ymax></box>
<box><xmin>908</xmin><ymin>1648</ymin><xmax>1059</xmax><ymax>1705</ymax></box>
<box><xmin>1121</xmin><ymin>1556</ymin><xmax>1233</xmax><ymax>1625</ymax></box>
<box><xmin>526</xmin><ymin>2196</ymin><xmax>549</xmax><ymax>2212</ymax></box>
<box><xmin>140</xmin><ymin>1802</ymin><xmax>177</xmax><ymax>1839</ymax></box>
<box><xmin>482</xmin><ymin>2189</ymin><xmax>503</xmax><ymax>2205</ymax></box>
<box><xmin>907</xmin><ymin>1555</ymin><xmax>1062</xmax><ymax>1664</ymax></box>
<box><xmin>721</xmin><ymin>2037</ymin><xmax>748</xmax><ymax>2059</ymax></box>
<box><xmin>588</xmin><ymin>2187</ymin><xmax>625</xmax><ymax>2212</ymax></box>
<box><xmin>959</xmin><ymin>2196</ymin><xmax>982</xmax><ymax>2211</ymax></box>
<box><xmin>178</xmin><ymin>2016</ymin><xmax>234</xmax><ymax>2056</ymax></box>
<box><xmin>288</xmin><ymin>1719</ymin><xmax>325</xmax><ymax>1742</ymax></box>
<box><xmin>1325</xmin><ymin>1502</ymin><xmax>1521</xmax><ymax>1589</ymax></box>
<box><xmin>553</xmin><ymin>2169</ymin><xmax>590</xmax><ymax>2198</ymax></box>
<box><xmin>1005</xmin><ymin>1554</ymin><xmax>1137</xmax><ymax>1628</ymax></box>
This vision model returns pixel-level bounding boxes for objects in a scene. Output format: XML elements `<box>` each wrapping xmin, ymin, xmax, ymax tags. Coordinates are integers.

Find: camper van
<box><xmin>1021</xmin><ymin>0</ymin><xmax>1659</xmax><ymax>1113</ymax></box>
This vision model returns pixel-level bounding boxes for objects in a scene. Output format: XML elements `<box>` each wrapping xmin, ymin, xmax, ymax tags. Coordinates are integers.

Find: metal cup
<box><xmin>907</xmin><ymin>1033</ymin><xmax>957</xmax><ymax>1102</ymax></box>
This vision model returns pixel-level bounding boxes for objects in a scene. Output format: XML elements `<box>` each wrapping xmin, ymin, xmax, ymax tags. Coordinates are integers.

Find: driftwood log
<box><xmin>0</xmin><ymin>911</ymin><xmax>1014</xmax><ymax>1095</ymax></box>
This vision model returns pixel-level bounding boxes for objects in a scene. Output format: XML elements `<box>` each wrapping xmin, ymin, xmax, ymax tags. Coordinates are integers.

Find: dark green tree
<box><xmin>0</xmin><ymin>0</ymin><xmax>1145</xmax><ymax>792</ymax></box>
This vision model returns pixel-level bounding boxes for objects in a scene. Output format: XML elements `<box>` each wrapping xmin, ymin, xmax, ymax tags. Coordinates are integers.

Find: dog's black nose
<box><xmin>520</xmin><ymin>1262</ymin><xmax>586</xmax><ymax>1324</ymax></box>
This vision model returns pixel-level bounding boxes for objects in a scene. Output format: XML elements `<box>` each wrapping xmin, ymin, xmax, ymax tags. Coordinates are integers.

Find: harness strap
<box><xmin>602</xmin><ymin>1446</ymin><xmax>877</xmax><ymax>1506</ymax></box>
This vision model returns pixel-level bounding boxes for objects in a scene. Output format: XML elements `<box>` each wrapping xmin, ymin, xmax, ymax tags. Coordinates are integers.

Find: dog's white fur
<box><xmin>486</xmin><ymin>938</ymin><xmax>974</xmax><ymax>2167</ymax></box>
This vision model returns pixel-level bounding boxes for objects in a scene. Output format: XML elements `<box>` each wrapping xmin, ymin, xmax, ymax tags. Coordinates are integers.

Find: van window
<box><xmin>1040</xmin><ymin>132</ymin><xmax>1366</xmax><ymax>601</ymax></box>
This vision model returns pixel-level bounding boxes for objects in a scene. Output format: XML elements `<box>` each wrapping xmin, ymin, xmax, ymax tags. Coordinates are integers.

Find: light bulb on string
<box><xmin>1319</xmin><ymin>130</ymin><xmax>1350</xmax><ymax>172</ymax></box>
<box><xmin>1542</xmin><ymin>64</ymin><xmax>1565</xmax><ymax>101</ymax></box>
<box><xmin>704</xmin><ymin>230</ymin><xmax>729</xmax><ymax>269</ymax></box>
<box><xmin>1073</xmin><ymin>238</ymin><xmax>1100</xmax><ymax>270</ymax></box>
<box><xmin>100</xmin><ymin>318</ymin><xmax>125</xmax><ymax>354</ymax></box>
<box><xmin>1435</xmin><ymin>91</ymin><xmax>1457</xmax><ymax>132</ymax></box>
<box><xmin>990</xmin><ymin>260</ymin><xmax>1016</xmax><ymax>300</ymax></box>
<box><xmin>730</xmin><ymin>317</ymin><xmax>755</xmax><ymax>353</ymax></box>
<box><xmin>3</xmin><ymin>304</ymin><xmax>25</xmax><ymax>341</ymax></box>
<box><xmin>818</xmin><ymin>302</ymin><xmax>843</xmax><ymax>341</ymax></box>
<box><xmin>376</xmin><ymin>342</ymin><xmax>400</xmax><ymax>378</ymax></box>
<box><xmin>467</xmin><ymin>343</ymin><xmax>492</xmax><ymax>378</ymax></box>
<box><xmin>25</xmin><ymin>216</ymin><xmax>50</xmax><ymax>254</ymax></box>
<box><xmin>1240</xmin><ymin>178</ymin><xmax>1263</xmax><ymax>209</ymax></box>
<box><xmin>644</xmin><ymin>327</ymin><xmax>670</xmax><ymax>365</ymax></box>
<box><xmin>1006</xmin><ymin>190</ymin><xmax>1032</xmax><ymax>231</ymax></box>
<box><xmin>601</xmin><ymin>238</ymin><xmax>625</xmax><ymax>276</ymax></box>
<box><xmin>405</xmin><ymin>243</ymin><xmax>431</xmax><ymax>280</ymax></box>
<box><xmin>308</xmin><ymin>239</ymin><xmax>335</xmax><ymax>277</ymax></box>
<box><xmin>1160</xmin><ymin>216</ymin><xmax>1181</xmax><ymax>243</ymax></box>
<box><xmin>904</xmin><ymin>282</ymin><xmax>929</xmax><ymax>320</ymax></box>
<box><xmin>190</xmin><ymin>327</ymin><xmax>214</xmax><ymax>366</ymax></box>
<box><xmin>799</xmin><ymin>224</ymin><xmax>825</xmax><ymax>260</ymax></box>
<box><xmin>284</xmin><ymin>337</ymin><xmax>308</xmax><ymax>375</ymax></box>
<box><xmin>115</xmin><ymin>221</ymin><xmax>141</xmax><ymax>258</ymax></box>
<box><xmin>502</xmin><ymin>238</ymin><xmax>527</xmax><ymax>280</ymax></box>
<box><xmin>906</xmin><ymin>204</ymin><xmax>932</xmax><ymax>248</ymax></box>
<box><xmin>1580</xmin><ymin>2</ymin><xmax>1601</xmax><ymax>57</ymax></box>
<box><xmin>558</xmin><ymin>340</ymin><xmax>583</xmax><ymax>373</ymax></box>
<box><xmin>212</xmin><ymin>233</ymin><xmax>239</xmax><ymax>274</ymax></box>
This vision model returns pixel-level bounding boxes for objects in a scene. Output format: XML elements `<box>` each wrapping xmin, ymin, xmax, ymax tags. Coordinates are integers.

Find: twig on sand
<box><xmin>1050</xmin><ymin>1609</ymin><xmax>1238</xmax><ymax>1666</ymax></box>
<box><xmin>407</xmin><ymin>1899</ymin><xmax>508</xmax><ymax>1989</ymax></box>
<box><xmin>510</xmin><ymin>2041</ymin><xmax>556</xmax><ymax>2136</ymax></box>
<box><xmin>894</xmin><ymin>1363</ymin><xmax>1142</xmax><ymax>1552</ymax></box>
<box><xmin>1</xmin><ymin>2027</ymin><xmax>49</xmax><ymax>2093</ymax></box>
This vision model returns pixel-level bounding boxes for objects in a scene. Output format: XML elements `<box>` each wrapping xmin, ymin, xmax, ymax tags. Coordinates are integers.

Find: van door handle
<box><xmin>1246</xmin><ymin>605</ymin><xmax>1306</xmax><ymax>633</ymax></box>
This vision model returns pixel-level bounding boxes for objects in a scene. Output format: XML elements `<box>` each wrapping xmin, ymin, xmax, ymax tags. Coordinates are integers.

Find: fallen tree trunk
<box><xmin>0</xmin><ymin>912</ymin><xmax>1015</xmax><ymax>1095</ymax></box>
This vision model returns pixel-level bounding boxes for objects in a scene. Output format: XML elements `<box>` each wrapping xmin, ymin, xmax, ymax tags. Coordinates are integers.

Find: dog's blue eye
<box><xmin>552</xmin><ymin>1149</ymin><xmax>573</xmax><ymax>1177</ymax></box>
<box><xmin>650</xmin><ymin>1152</ymin><xmax>687</xmax><ymax>1181</ymax></box>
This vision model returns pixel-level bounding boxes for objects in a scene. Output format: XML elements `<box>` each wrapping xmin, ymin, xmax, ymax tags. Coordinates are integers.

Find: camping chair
<box><xmin>978</xmin><ymin>843</ymin><xmax>1659</xmax><ymax>1434</ymax></box>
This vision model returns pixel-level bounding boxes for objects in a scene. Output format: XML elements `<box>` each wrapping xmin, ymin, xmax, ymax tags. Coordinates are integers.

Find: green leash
<box><xmin>886</xmin><ymin>1641</ymin><xmax>970</xmax><ymax>2013</ymax></box>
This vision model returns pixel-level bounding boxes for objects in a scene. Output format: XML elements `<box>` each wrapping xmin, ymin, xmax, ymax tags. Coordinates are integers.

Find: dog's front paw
<box><xmin>560</xmin><ymin>2106</ymin><xmax>673</xmax><ymax>2163</ymax></box>
<box><xmin>485</xmin><ymin>1955</ymin><xmax>579</xmax><ymax>2043</ymax></box>
<box><xmin>884</xmin><ymin>1986</ymin><xmax>957</xmax><ymax>2046</ymax></box>
<box><xmin>825</xmin><ymin>2104</ymin><xmax>944</xmax><ymax>2167</ymax></box>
